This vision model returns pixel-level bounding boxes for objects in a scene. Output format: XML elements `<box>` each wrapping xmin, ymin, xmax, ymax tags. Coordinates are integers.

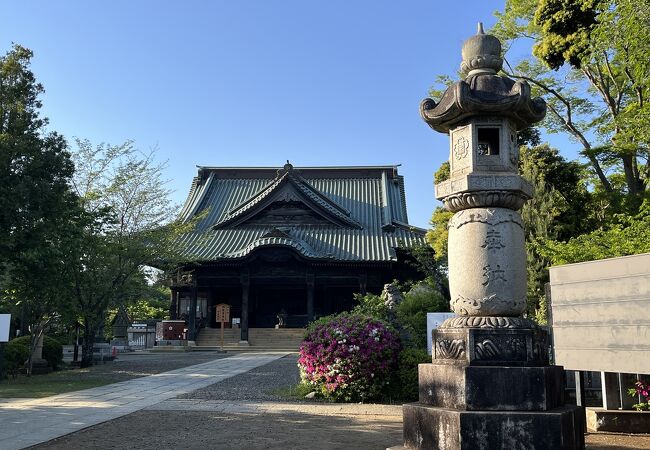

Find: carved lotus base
<box><xmin>440</xmin><ymin>315</ymin><xmax>536</xmax><ymax>329</ymax></box>
<box><xmin>432</xmin><ymin>325</ymin><xmax>548</xmax><ymax>367</ymax></box>
<box><xmin>442</xmin><ymin>189</ymin><xmax>530</xmax><ymax>212</ymax></box>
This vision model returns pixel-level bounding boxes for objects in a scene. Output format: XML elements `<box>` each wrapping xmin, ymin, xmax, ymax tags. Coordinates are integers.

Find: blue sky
<box><xmin>1</xmin><ymin>1</ymin><xmax>576</xmax><ymax>229</ymax></box>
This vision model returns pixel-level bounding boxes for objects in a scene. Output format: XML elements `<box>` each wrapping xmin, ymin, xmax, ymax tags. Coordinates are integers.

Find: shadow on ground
<box><xmin>28</xmin><ymin>409</ymin><xmax>402</xmax><ymax>450</ymax></box>
<box><xmin>26</xmin><ymin>408</ymin><xmax>650</xmax><ymax>450</ymax></box>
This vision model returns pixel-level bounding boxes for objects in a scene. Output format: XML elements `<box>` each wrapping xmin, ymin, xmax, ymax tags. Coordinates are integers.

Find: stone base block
<box><xmin>30</xmin><ymin>358</ymin><xmax>51</xmax><ymax>375</ymax></box>
<box><xmin>586</xmin><ymin>408</ymin><xmax>650</xmax><ymax>433</ymax></box>
<box><xmin>418</xmin><ymin>363</ymin><xmax>564</xmax><ymax>411</ymax></box>
<box><xmin>402</xmin><ymin>403</ymin><xmax>585</xmax><ymax>450</ymax></box>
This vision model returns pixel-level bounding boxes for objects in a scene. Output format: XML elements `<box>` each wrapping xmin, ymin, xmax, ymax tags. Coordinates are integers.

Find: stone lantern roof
<box><xmin>420</xmin><ymin>23</ymin><xmax>546</xmax><ymax>134</ymax></box>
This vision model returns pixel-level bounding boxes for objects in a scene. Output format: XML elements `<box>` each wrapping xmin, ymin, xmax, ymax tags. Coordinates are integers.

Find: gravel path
<box><xmin>178</xmin><ymin>354</ymin><xmax>302</xmax><ymax>402</ymax></box>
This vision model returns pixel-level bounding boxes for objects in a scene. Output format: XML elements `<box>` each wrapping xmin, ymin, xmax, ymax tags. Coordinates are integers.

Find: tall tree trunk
<box><xmin>585</xmin><ymin>152</ymin><xmax>613</xmax><ymax>192</ymax></box>
<box><xmin>81</xmin><ymin>321</ymin><xmax>96</xmax><ymax>368</ymax></box>
<box><xmin>621</xmin><ymin>154</ymin><xmax>639</xmax><ymax>196</ymax></box>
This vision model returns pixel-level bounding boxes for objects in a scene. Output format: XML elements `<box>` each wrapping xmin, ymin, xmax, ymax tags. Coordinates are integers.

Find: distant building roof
<box><xmin>175</xmin><ymin>163</ymin><xmax>426</xmax><ymax>263</ymax></box>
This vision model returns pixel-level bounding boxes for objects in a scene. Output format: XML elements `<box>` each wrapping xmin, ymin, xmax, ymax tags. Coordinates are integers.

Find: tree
<box><xmin>493</xmin><ymin>0</ymin><xmax>650</xmax><ymax>204</ymax></box>
<box><xmin>0</xmin><ymin>45</ymin><xmax>79</xmax><ymax>373</ymax></box>
<box><xmin>66</xmin><ymin>139</ymin><xmax>190</xmax><ymax>367</ymax></box>
<box><xmin>519</xmin><ymin>144</ymin><xmax>592</xmax><ymax>321</ymax></box>
<box><xmin>541</xmin><ymin>199</ymin><xmax>650</xmax><ymax>264</ymax></box>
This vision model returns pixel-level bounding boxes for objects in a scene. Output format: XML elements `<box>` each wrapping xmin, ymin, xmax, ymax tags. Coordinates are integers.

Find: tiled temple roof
<box><xmin>175</xmin><ymin>164</ymin><xmax>426</xmax><ymax>262</ymax></box>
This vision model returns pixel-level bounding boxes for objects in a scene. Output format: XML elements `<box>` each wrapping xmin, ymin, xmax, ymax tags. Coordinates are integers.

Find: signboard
<box><xmin>0</xmin><ymin>314</ymin><xmax>10</xmax><ymax>342</ymax></box>
<box><xmin>216</xmin><ymin>304</ymin><xmax>231</xmax><ymax>323</ymax></box>
<box><xmin>426</xmin><ymin>312</ymin><xmax>456</xmax><ymax>355</ymax></box>
<box><xmin>549</xmin><ymin>253</ymin><xmax>650</xmax><ymax>374</ymax></box>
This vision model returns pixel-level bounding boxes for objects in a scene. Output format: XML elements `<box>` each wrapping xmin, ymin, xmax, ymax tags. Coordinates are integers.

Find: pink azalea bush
<box><xmin>628</xmin><ymin>379</ymin><xmax>650</xmax><ymax>411</ymax></box>
<box><xmin>298</xmin><ymin>312</ymin><xmax>400</xmax><ymax>402</ymax></box>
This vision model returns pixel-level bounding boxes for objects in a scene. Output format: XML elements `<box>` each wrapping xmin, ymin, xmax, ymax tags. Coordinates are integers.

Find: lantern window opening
<box><xmin>477</xmin><ymin>127</ymin><xmax>500</xmax><ymax>156</ymax></box>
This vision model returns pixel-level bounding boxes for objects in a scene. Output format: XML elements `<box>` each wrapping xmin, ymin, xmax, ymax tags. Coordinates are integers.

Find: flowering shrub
<box><xmin>298</xmin><ymin>313</ymin><xmax>400</xmax><ymax>402</ymax></box>
<box><xmin>628</xmin><ymin>379</ymin><xmax>650</xmax><ymax>411</ymax></box>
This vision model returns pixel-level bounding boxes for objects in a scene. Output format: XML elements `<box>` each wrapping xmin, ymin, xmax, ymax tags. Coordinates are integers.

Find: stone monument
<box><xmin>397</xmin><ymin>24</ymin><xmax>585</xmax><ymax>449</ymax></box>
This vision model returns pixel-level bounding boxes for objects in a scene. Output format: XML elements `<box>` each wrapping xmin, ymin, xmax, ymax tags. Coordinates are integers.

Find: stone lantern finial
<box><xmin>460</xmin><ymin>22</ymin><xmax>503</xmax><ymax>78</ymax></box>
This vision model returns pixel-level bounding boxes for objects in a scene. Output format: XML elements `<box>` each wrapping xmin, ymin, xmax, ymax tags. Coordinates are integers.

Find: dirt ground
<box><xmin>28</xmin><ymin>407</ymin><xmax>650</xmax><ymax>450</ymax></box>
<box><xmin>30</xmin><ymin>408</ymin><xmax>403</xmax><ymax>449</ymax></box>
<box><xmin>24</xmin><ymin>354</ymin><xmax>650</xmax><ymax>450</ymax></box>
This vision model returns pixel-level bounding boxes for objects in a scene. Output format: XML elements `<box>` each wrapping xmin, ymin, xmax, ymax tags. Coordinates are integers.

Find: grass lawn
<box><xmin>272</xmin><ymin>381</ymin><xmax>315</xmax><ymax>401</ymax></box>
<box><xmin>0</xmin><ymin>369</ymin><xmax>115</xmax><ymax>398</ymax></box>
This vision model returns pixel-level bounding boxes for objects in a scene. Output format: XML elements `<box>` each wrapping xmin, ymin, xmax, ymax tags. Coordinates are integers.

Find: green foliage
<box><xmin>397</xmin><ymin>282</ymin><xmax>449</xmax><ymax>349</ymax></box>
<box><xmin>351</xmin><ymin>293</ymin><xmax>389</xmax><ymax>323</ymax></box>
<box><xmin>519</xmin><ymin>144</ymin><xmax>594</xmax><ymax>320</ymax></box>
<box><xmin>397</xmin><ymin>243</ymin><xmax>450</xmax><ymax>299</ymax></box>
<box><xmin>541</xmin><ymin>199</ymin><xmax>650</xmax><ymax>265</ymax></box>
<box><xmin>627</xmin><ymin>379</ymin><xmax>650</xmax><ymax>411</ymax></box>
<box><xmin>0</xmin><ymin>45</ymin><xmax>79</xmax><ymax>360</ymax></box>
<box><xmin>7</xmin><ymin>336</ymin><xmax>63</xmax><ymax>371</ymax></box>
<box><xmin>395</xmin><ymin>348</ymin><xmax>430</xmax><ymax>401</ymax></box>
<box><xmin>41</xmin><ymin>336</ymin><xmax>63</xmax><ymax>370</ymax></box>
<box><xmin>493</xmin><ymin>0</ymin><xmax>650</xmax><ymax>200</ymax></box>
<box><xmin>533</xmin><ymin>0</ymin><xmax>603</xmax><ymax>69</ymax></box>
<box><xmin>521</xmin><ymin>145</ymin><xmax>592</xmax><ymax>239</ymax></box>
<box><xmin>66</xmin><ymin>139</ymin><xmax>194</xmax><ymax>366</ymax></box>
<box><xmin>0</xmin><ymin>45</ymin><xmax>76</xmax><ymax>267</ymax></box>
<box><xmin>127</xmin><ymin>297</ymin><xmax>169</xmax><ymax>321</ymax></box>
<box><xmin>426</xmin><ymin>207</ymin><xmax>453</xmax><ymax>264</ymax></box>
<box><xmin>105</xmin><ymin>285</ymin><xmax>170</xmax><ymax>334</ymax></box>
<box><xmin>3</xmin><ymin>339</ymin><xmax>30</xmax><ymax>373</ymax></box>
<box><xmin>434</xmin><ymin>161</ymin><xmax>450</xmax><ymax>184</ymax></box>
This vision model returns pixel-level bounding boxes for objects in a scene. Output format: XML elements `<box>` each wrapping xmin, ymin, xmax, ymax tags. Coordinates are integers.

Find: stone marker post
<box><xmin>396</xmin><ymin>24</ymin><xmax>584</xmax><ymax>449</ymax></box>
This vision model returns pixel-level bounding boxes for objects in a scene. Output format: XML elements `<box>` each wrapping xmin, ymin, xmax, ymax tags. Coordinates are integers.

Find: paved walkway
<box><xmin>0</xmin><ymin>352</ymin><xmax>288</xmax><ymax>450</ymax></box>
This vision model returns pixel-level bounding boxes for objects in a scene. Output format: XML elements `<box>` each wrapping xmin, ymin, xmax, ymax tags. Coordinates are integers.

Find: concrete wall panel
<box><xmin>548</xmin><ymin>253</ymin><xmax>650</xmax><ymax>374</ymax></box>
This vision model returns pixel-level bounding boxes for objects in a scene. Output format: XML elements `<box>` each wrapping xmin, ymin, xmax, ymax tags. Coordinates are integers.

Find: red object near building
<box><xmin>162</xmin><ymin>320</ymin><xmax>186</xmax><ymax>340</ymax></box>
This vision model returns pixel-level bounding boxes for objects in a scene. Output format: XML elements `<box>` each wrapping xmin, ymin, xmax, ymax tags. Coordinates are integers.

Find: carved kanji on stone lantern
<box><xmin>395</xmin><ymin>24</ymin><xmax>584</xmax><ymax>450</ymax></box>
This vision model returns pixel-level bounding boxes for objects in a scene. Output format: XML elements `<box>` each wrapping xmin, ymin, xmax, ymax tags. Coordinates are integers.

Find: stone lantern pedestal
<box><xmin>395</xmin><ymin>24</ymin><xmax>584</xmax><ymax>449</ymax></box>
<box><xmin>402</xmin><ymin>321</ymin><xmax>583</xmax><ymax>448</ymax></box>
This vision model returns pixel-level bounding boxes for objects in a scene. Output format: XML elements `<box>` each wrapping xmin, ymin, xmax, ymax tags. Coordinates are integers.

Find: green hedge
<box><xmin>6</xmin><ymin>335</ymin><xmax>64</xmax><ymax>370</ymax></box>
<box><xmin>2</xmin><ymin>339</ymin><xmax>30</xmax><ymax>373</ymax></box>
<box><xmin>396</xmin><ymin>348</ymin><xmax>430</xmax><ymax>401</ymax></box>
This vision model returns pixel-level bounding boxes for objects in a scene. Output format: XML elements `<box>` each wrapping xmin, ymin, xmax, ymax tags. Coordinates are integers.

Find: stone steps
<box><xmin>195</xmin><ymin>328</ymin><xmax>305</xmax><ymax>352</ymax></box>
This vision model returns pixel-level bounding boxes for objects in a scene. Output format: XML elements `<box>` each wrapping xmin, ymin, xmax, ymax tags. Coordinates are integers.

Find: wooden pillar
<box><xmin>359</xmin><ymin>272</ymin><xmax>368</xmax><ymax>295</ymax></box>
<box><xmin>240</xmin><ymin>271</ymin><xmax>250</xmax><ymax>343</ymax></box>
<box><xmin>188</xmin><ymin>282</ymin><xmax>197</xmax><ymax>341</ymax></box>
<box><xmin>207</xmin><ymin>289</ymin><xmax>215</xmax><ymax>327</ymax></box>
<box><xmin>169</xmin><ymin>288</ymin><xmax>178</xmax><ymax>320</ymax></box>
<box><xmin>306</xmin><ymin>271</ymin><xmax>315</xmax><ymax>322</ymax></box>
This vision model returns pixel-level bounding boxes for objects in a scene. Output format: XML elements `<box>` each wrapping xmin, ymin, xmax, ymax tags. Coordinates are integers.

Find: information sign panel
<box><xmin>426</xmin><ymin>312</ymin><xmax>456</xmax><ymax>355</ymax></box>
<box><xmin>216</xmin><ymin>304</ymin><xmax>231</xmax><ymax>323</ymax></box>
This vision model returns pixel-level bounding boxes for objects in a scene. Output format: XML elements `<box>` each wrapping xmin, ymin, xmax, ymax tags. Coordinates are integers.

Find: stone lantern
<box><xmin>396</xmin><ymin>24</ymin><xmax>584</xmax><ymax>449</ymax></box>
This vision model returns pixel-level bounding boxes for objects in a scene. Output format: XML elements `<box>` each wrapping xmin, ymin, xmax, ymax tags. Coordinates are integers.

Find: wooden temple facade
<box><xmin>169</xmin><ymin>163</ymin><xmax>425</xmax><ymax>343</ymax></box>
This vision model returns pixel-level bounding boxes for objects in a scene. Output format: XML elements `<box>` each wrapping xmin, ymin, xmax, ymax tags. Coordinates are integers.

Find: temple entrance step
<box><xmin>194</xmin><ymin>327</ymin><xmax>305</xmax><ymax>351</ymax></box>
